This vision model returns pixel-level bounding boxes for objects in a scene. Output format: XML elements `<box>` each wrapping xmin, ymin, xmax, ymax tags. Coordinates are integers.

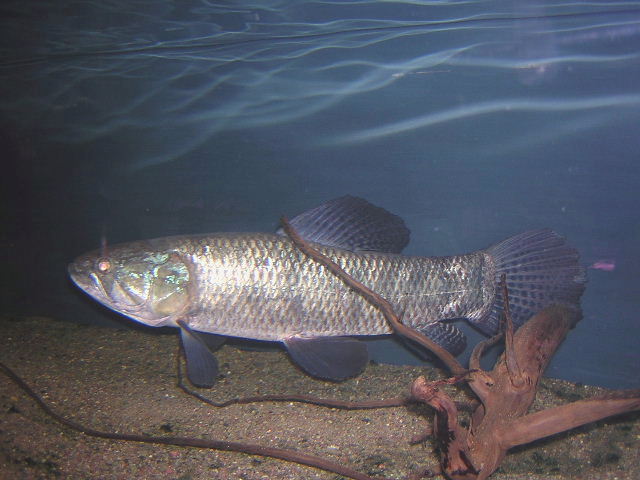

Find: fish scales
<box><xmin>180</xmin><ymin>233</ymin><xmax>492</xmax><ymax>340</ymax></box>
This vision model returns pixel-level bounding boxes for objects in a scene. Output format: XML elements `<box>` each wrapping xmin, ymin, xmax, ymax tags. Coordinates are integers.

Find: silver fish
<box><xmin>68</xmin><ymin>196</ymin><xmax>586</xmax><ymax>386</ymax></box>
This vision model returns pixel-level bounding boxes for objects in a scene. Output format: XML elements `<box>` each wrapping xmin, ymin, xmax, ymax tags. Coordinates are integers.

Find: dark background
<box><xmin>2</xmin><ymin>0</ymin><xmax>639</xmax><ymax>388</ymax></box>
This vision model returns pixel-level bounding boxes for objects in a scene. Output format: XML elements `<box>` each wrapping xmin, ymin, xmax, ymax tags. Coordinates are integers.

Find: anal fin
<box><xmin>418</xmin><ymin>322</ymin><xmax>467</xmax><ymax>356</ymax></box>
<box><xmin>284</xmin><ymin>336</ymin><xmax>369</xmax><ymax>381</ymax></box>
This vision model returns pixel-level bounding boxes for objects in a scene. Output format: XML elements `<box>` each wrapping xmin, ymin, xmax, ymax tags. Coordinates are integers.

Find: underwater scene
<box><xmin>1</xmin><ymin>1</ymin><xmax>639</xmax><ymax>479</ymax></box>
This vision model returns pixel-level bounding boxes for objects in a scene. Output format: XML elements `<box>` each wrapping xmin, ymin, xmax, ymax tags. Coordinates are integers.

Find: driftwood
<box><xmin>411</xmin><ymin>305</ymin><xmax>640</xmax><ymax>480</ymax></box>
<box><xmin>281</xmin><ymin>217</ymin><xmax>640</xmax><ymax>480</ymax></box>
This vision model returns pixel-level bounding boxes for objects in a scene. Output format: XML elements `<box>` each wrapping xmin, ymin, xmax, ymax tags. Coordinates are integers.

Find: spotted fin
<box><xmin>476</xmin><ymin>229</ymin><xmax>587</xmax><ymax>335</ymax></box>
<box><xmin>177</xmin><ymin>320</ymin><xmax>220</xmax><ymax>387</ymax></box>
<box><xmin>283</xmin><ymin>336</ymin><xmax>369</xmax><ymax>381</ymax></box>
<box><xmin>277</xmin><ymin>195</ymin><xmax>410</xmax><ymax>253</ymax></box>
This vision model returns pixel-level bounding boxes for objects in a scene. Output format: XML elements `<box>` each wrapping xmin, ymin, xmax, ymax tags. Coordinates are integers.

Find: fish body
<box><xmin>69</xmin><ymin>196</ymin><xmax>586</xmax><ymax>386</ymax></box>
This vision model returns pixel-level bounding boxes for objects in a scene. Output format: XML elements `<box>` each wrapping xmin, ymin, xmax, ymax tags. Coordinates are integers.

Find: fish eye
<box><xmin>96</xmin><ymin>258</ymin><xmax>111</xmax><ymax>273</ymax></box>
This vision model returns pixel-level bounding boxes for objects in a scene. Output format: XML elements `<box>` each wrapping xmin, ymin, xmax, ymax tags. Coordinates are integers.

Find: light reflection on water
<box><xmin>329</xmin><ymin>94</ymin><xmax>640</xmax><ymax>144</ymax></box>
<box><xmin>1</xmin><ymin>1</ymin><xmax>638</xmax><ymax>170</ymax></box>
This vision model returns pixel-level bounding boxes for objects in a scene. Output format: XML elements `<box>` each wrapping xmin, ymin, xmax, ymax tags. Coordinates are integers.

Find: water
<box><xmin>2</xmin><ymin>0</ymin><xmax>639</xmax><ymax>389</ymax></box>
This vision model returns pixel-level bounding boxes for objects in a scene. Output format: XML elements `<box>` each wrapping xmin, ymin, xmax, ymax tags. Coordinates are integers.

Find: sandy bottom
<box><xmin>1</xmin><ymin>315</ymin><xmax>638</xmax><ymax>480</ymax></box>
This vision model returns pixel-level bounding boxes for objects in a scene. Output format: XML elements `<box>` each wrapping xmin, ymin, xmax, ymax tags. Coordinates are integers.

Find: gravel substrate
<box><xmin>1</xmin><ymin>315</ymin><xmax>638</xmax><ymax>480</ymax></box>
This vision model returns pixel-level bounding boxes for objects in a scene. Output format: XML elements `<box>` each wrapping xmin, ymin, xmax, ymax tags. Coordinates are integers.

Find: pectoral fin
<box><xmin>177</xmin><ymin>320</ymin><xmax>220</xmax><ymax>387</ymax></box>
<box><xmin>284</xmin><ymin>336</ymin><xmax>369</xmax><ymax>381</ymax></box>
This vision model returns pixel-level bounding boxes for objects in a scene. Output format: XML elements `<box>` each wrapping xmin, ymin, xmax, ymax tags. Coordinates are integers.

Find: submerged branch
<box><xmin>499</xmin><ymin>274</ymin><xmax>524</xmax><ymax>387</ymax></box>
<box><xmin>503</xmin><ymin>388</ymin><xmax>640</xmax><ymax>448</ymax></box>
<box><xmin>176</xmin><ymin>353</ymin><xmax>407</xmax><ymax>409</ymax></box>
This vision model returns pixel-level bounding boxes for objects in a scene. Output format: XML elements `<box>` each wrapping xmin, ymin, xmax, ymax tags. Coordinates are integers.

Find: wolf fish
<box><xmin>68</xmin><ymin>196</ymin><xmax>586</xmax><ymax>386</ymax></box>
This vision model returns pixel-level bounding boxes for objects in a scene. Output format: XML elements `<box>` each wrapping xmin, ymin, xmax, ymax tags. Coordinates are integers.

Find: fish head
<box><xmin>68</xmin><ymin>240</ymin><xmax>193</xmax><ymax>327</ymax></box>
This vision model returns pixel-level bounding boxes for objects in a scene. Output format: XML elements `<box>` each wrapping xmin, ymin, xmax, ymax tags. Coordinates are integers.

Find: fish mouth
<box><xmin>68</xmin><ymin>261</ymin><xmax>127</xmax><ymax>306</ymax></box>
<box><xmin>68</xmin><ymin>262</ymin><xmax>105</xmax><ymax>300</ymax></box>
<box><xmin>68</xmin><ymin>262</ymin><xmax>88</xmax><ymax>289</ymax></box>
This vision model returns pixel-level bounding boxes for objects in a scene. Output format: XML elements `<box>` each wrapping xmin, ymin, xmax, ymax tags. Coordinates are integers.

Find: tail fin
<box><xmin>475</xmin><ymin>229</ymin><xmax>586</xmax><ymax>335</ymax></box>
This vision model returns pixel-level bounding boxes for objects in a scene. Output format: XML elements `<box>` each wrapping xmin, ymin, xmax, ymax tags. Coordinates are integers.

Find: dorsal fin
<box><xmin>278</xmin><ymin>195</ymin><xmax>410</xmax><ymax>253</ymax></box>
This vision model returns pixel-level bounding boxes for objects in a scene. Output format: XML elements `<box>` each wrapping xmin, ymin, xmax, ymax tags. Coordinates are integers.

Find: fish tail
<box><xmin>477</xmin><ymin>229</ymin><xmax>587</xmax><ymax>335</ymax></box>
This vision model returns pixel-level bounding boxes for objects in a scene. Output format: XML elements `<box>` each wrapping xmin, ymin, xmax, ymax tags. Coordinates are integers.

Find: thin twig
<box><xmin>175</xmin><ymin>352</ymin><xmax>408</xmax><ymax>409</ymax></box>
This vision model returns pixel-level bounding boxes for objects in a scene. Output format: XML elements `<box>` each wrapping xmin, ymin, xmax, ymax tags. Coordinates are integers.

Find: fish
<box><xmin>68</xmin><ymin>196</ymin><xmax>586</xmax><ymax>387</ymax></box>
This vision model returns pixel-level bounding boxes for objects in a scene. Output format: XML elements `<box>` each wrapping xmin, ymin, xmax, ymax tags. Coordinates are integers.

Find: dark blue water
<box><xmin>2</xmin><ymin>0</ymin><xmax>639</xmax><ymax>389</ymax></box>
